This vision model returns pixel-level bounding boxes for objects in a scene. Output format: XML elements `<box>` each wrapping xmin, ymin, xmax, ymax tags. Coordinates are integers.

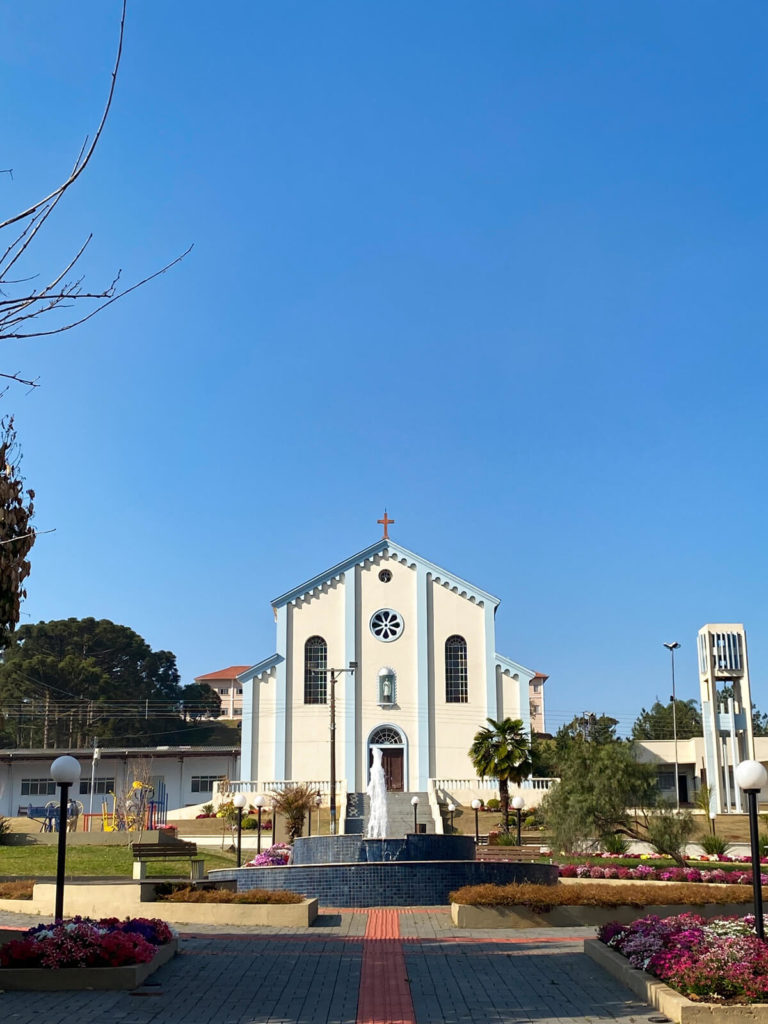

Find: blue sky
<box><xmin>3</xmin><ymin>1</ymin><xmax>768</xmax><ymax>735</ymax></box>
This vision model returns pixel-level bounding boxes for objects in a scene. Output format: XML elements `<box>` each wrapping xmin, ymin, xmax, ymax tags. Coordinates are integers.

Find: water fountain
<box><xmin>209</xmin><ymin>761</ymin><xmax>557</xmax><ymax>906</ymax></box>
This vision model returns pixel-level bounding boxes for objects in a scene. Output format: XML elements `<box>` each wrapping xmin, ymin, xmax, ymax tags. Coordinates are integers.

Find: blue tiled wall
<box><xmin>292</xmin><ymin>833</ymin><xmax>476</xmax><ymax>865</ymax></box>
<box><xmin>208</xmin><ymin>861</ymin><xmax>558</xmax><ymax>908</ymax></box>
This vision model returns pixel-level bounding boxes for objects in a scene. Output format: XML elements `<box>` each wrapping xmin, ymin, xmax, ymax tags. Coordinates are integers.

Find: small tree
<box><xmin>271</xmin><ymin>784</ymin><xmax>318</xmax><ymax>842</ymax></box>
<box><xmin>470</xmin><ymin>718</ymin><xmax>532</xmax><ymax>834</ymax></box>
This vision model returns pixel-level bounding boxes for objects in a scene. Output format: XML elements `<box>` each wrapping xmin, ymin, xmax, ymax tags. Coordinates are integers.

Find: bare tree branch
<box><xmin>0</xmin><ymin>0</ymin><xmax>126</xmax><ymax>232</ymax></box>
<box><xmin>0</xmin><ymin>0</ymin><xmax>191</xmax><ymax>365</ymax></box>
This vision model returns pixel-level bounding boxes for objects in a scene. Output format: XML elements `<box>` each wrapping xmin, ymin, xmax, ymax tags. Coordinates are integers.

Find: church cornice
<box><xmin>495</xmin><ymin>653</ymin><xmax>536</xmax><ymax>681</ymax></box>
<box><xmin>237</xmin><ymin>654</ymin><xmax>283</xmax><ymax>683</ymax></box>
<box><xmin>270</xmin><ymin>538</ymin><xmax>501</xmax><ymax>611</ymax></box>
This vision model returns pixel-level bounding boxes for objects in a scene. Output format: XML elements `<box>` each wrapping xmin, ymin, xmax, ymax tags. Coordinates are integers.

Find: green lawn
<box><xmin>0</xmin><ymin>844</ymin><xmax>237</xmax><ymax>878</ymax></box>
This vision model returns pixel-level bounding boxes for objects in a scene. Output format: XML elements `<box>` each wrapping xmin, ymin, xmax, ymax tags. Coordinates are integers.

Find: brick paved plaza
<box><xmin>0</xmin><ymin>907</ymin><xmax>656</xmax><ymax>1024</ymax></box>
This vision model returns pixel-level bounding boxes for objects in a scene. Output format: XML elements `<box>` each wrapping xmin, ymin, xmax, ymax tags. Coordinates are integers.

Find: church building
<box><xmin>239</xmin><ymin>521</ymin><xmax>544</xmax><ymax>794</ymax></box>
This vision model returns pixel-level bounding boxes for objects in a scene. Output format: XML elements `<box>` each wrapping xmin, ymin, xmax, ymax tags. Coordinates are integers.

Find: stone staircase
<box><xmin>344</xmin><ymin>791</ymin><xmax>435</xmax><ymax>836</ymax></box>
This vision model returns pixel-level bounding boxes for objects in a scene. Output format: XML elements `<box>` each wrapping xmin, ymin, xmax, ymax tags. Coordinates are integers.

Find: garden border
<box><xmin>585</xmin><ymin>939</ymin><xmax>768</xmax><ymax>1023</ymax></box>
<box><xmin>450</xmin><ymin>900</ymin><xmax>753</xmax><ymax>929</ymax></box>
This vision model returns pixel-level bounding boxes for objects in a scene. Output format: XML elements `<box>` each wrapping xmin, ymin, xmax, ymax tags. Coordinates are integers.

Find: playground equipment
<box><xmin>101</xmin><ymin>778</ymin><xmax>168</xmax><ymax>832</ymax></box>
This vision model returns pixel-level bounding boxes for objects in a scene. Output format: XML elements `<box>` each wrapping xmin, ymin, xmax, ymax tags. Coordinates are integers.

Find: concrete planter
<box><xmin>152</xmin><ymin>898</ymin><xmax>317</xmax><ymax>927</ymax></box>
<box><xmin>0</xmin><ymin>883</ymin><xmax>318</xmax><ymax>928</ymax></box>
<box><xmin>0</xmin><ymin>938</ymin><xmax>178</xmax><ymax>991</ymax></box>
<box><xmin>451</xmin><ymin>900</ymin><xmax>753</xmax><ymax>929</ymax></box>
<box><xmin>585</xmin><ymin>939</ymin><xmax>768</xmax><ymax>1022</ymax></box>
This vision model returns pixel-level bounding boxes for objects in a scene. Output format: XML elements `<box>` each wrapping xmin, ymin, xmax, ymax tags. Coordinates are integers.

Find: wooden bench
<box><xmin>130</xmin><ymin>839</ymin><xmax>204</xmax><ymax>880</ymax></box>
<box><xmin>475</xmin><ymin>845</ymin><xmax>542</xmax><ymax>862</ymax></box>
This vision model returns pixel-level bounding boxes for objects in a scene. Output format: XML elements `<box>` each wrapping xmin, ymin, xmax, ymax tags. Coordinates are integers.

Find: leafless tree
<box><xmin>0</xmin><ymin>0</ymin><xmax>191</xmax><ymax>387</ymax></box>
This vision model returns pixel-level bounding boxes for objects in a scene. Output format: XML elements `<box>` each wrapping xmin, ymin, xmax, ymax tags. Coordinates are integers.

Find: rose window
<box><xmin>370</xmin><ymin>608</ymin><xmax>404</xmax><ymax>642</ymax></box>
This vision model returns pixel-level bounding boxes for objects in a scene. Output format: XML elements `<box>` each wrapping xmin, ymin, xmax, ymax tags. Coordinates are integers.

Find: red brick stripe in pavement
<box><xmin>356</xmin><ymin>909</ymin><xmax>416</xmax><ymax>1024</ymax></box>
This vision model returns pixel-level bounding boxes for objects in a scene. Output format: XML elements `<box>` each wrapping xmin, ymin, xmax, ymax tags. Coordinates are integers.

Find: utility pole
<box><xmin>329</xmin><ymin>670</ymin><xmax>337</xmax><ymax>835</ymax></box>
<box><xmin>327</xmin><ymin>662</ymin><xmax>358</xmax><ymax>837</ymax></box>
<box><xmin>42</xmin><ymin>691</ymin><xmax>50</xmax><ymax>748</ymax></box>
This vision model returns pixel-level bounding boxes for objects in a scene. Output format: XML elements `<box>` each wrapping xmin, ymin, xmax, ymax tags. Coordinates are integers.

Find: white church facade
<box><xmin>238</xmin><ymin>530</ymin><xmax>544</xmax><ymax>796</ymax></box>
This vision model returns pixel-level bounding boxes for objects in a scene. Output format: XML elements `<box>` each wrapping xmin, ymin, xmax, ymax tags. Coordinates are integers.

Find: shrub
<box><xmin>601</xmin><ymin>833</ymin><xmax>630</xmax><ymax>856</ymax></box>
<box><xmin>161</xmin><ymin>886</ymin><xmax>302</xmax><ymax>905</ymax></box>
<box><xmin>485</xmin><ymin>798</ymin><xmax>501</xmax><ymax>812</ymax></box>
<box><xmin>0</xmin><ymin>816</ymin><xmax>10</xmax><ymax>845</ymax></box>
<box><xmin>645</xmin><ymin>809</ymin><xmax>696</xmax><ymax>864</ymax></box>
<box><xmin>495</xmin><ymin>833</ymin><xmax>519</xmax><ymax>846</ymax></box>
<box><xmin>449</xmin><ymin>881</ymin><xmax>762</xmax><ymax>909</ymax></box>
<box><xmin>699</xmin><ymin>833</ymin><xmax>732</xmax><ymax>857</ymax></box>
<box><xmin>201</xmin><ymin>803</ymin><xmax>214</xmax><ymax>815</ymax></box>
<box><xmin>244</xmin><ymin>842</ymin><xmax>292</xmax><ymax>867</ymax></box>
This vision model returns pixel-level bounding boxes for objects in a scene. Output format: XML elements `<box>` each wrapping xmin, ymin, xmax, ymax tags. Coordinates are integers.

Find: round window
<box><xmin>378</xmin><ymin>569</ymin><xmax>392</xmax><ymax>583</ymax></box>
<box><xmin>370</xmin><ymin>608</ymin><xmax>404</xmax><ymax>642</ymax></box>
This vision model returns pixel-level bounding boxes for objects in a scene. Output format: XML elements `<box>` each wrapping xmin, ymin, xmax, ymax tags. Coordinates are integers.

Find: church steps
<box><xmin>345</xmin><ymin>792</ymin><xmax>435</xmax><ymax>835</ymax></box>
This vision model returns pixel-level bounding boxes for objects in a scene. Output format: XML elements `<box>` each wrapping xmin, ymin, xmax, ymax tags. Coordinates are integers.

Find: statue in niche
<box><xmin>367</xmin><ymin>745</ymin><xmax>388</xmax><ymax>839</ymax></box>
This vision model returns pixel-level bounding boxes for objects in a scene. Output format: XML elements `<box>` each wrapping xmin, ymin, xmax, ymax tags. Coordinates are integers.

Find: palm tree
<box><xmin>271</xmin><ymin>784</ymin><xmax>318</xmax><ymax>842</ymax></box>
<box><xmin>470</xmin><ymin>718</ymin><xmax>532</xmax><ymax>834</ymax></box>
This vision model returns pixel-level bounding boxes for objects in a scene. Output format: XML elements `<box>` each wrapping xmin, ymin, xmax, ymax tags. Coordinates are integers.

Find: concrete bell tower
<box><xmin>698</xmin><ymin>623</ymin><xmax>754</xmax><ymax>813</ymax></box>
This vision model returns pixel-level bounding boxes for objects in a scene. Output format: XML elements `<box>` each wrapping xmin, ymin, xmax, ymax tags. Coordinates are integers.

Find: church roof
<box><xmin>270</xmin><ymin>538</ymin><xmax>501</xmax><ymax>611</ymax></box>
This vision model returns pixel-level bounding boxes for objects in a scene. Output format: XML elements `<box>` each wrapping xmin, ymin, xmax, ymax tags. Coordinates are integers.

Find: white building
<box><xmin>0</xmin><ymin>746</ymin><xmax>240</xmax><ymax>818</ymax></box>
<box><xmin>238</xmin><ymin>533</ymin><xmax>545</xmax><ymax>795</ymax></box>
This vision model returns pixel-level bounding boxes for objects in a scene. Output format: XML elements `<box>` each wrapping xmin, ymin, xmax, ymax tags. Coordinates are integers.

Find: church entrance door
<box><xmin>381</xmin><ymin>748</ymin><xmax>404</xmax><ymax>791</ymax></box>
<box><xmin>368</xmin><ymin>726</ymin><xmax>406</xmax><ymax>792</ymax></box>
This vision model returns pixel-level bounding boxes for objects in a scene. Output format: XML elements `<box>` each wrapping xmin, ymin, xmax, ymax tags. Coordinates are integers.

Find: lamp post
<box><xmin>735</xmin><ymin>759</ymin><xmax>768</xmax><ymax>940</ymax></box>
<box><xmin>233</xmin><ymin>792</ymin><xmax>246</xmax><ymax>867</ymax></box>
<box><xmin>411</xmin><ymin>795</ymin><xmax>419</xmax><ymax>833</ymax></box>
<box><xmin>254</xmin><ymin>794</ymin><xmax>266</xmax><ymax>855</ymax></box>
<box><xmin>709</xmin><ymin>811</ymin><xmax>717</xmax><ymax>836</ymax></box>
<box><xmin>447</xmin><ymin>802</ymin><xmax>455</xmax><ymax>833</ymax></box>
<box><xmin>663</xmin><ymin>641</ymin><xmax>681</xmax><ymax>811</ymax></box>
<box><xmin>471</xmin><ymin>799</ymin><xmax>482</xmax><ymax>845</ymax></box>
<box><xmin>314</xmin><ymin>793</ymin><xmax>322</xmax><ymax>836</ymax></box>
<box><xmin>511</xmin><ymin>796</ymin><xmax>525</xmax><ymax>846</ymax></box>
<box><xmin>50</xmin><ymin>755</ymin><xmax>81</xmax><ymax>920</ymax></box>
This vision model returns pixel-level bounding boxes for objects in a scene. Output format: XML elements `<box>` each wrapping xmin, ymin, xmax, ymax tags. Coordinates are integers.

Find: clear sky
<box><xmin>3</xmin><ymin>1</ymin><xmax>768</xmax><ymax>737</ymax></box>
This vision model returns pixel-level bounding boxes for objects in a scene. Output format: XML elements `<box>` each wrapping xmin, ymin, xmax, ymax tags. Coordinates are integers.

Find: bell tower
<box><xmin>698</xmin><ymin>623</ymin><xmax>755</xmax><ymax>813</ymax></box>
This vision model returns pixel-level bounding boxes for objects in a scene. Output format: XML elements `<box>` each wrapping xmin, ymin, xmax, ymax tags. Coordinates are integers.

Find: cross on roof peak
<box><xmin>377</xmin><ymin>510</ymin><xmax>395</xmax><ymax>539</ymax></box>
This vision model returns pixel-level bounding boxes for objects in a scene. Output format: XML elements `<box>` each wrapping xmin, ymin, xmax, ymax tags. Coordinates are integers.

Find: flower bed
<box><xmin>244</xmin><ymin>842</ymin><xmax>292</xmax><ymax>867</ymax></box>
<box><xmin>0</xmin><ymin>917</ymin><xmax>178</xmax><ymax>991</ymax></box>
<box><xmin>559</xmin><ymin>863</ymin><xmax>768</xmax><ymax>885</ymax></box>
<box><xmin>0</xmin><ymin>917</ymin><xmax>174</xmax><ymax>969</ymax></box>
<box><xmin>598</xmin><ymin>913</ymin><xmax>768</xmax><ymax>1004</ymax></box>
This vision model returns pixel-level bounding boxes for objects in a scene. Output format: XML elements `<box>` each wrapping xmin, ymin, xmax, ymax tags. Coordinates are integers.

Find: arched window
<box><xmin>304</xmin><ymin>636</ymin><xmax>327</xmax><ymax>704</ymax></box>
<box><xmin>445</xmin><ymin>635</ymin><xmax>468</xmax><ymax>703</ymax></box>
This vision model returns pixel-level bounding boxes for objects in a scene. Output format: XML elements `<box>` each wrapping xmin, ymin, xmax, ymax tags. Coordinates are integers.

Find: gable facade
<box><xmin>239</xmin><ymin>539</ymin><xmax>539</xmax><ymax>792</ymax></box>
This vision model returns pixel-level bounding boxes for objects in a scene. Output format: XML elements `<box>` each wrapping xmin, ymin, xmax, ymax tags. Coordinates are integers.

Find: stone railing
<box><xmin>430</xmin><ymin>777</ymin><xmax>559</xmax><ymax>809</ymax></box>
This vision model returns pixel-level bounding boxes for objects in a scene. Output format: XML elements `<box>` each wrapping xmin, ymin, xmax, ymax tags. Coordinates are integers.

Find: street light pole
<box><xmin>511</xmin><ymin>796</ymin><xmax>525</xmax><ymax>846</ymax></box>
<box><xmin>471</xmin><ymin>799</ymin><xmax>482</xmax><ymax>845</ymax></box>
<box><xmin>50</xmin><ymin>755</ymin><xmax>81</xmax><ymax>920</ymax></box>
<box><xmin>735</xmin><ymin>759</ymin><xmax>768</xmax><ymax>941</ymax></box>
<box><xmin>233</xmin><ymin>792</ymin><xmax>246</xmax><ymax>867</ymax></box>
<box><xmin>411</xmin><ymin>795</ymin><xmax>419</xmax><ymax>833</ymax></box>
<box><xmin>254</xmin><ymin>794</ymin><xmax>265</xmax><ymax>855</ymax></box>
<box><xmin>664</xmin><ymin>642</ymin><xmax>681</xmax><ymax>811</ymax></box>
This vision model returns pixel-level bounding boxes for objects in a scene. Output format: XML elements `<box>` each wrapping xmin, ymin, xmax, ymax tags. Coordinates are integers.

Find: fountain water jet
<box><xmin>366</xmin><ymin>746</ymin><xmax>388</xmax><ymax>839</ymax></box>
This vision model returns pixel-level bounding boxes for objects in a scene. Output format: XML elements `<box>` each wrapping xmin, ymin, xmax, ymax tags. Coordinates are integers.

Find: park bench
<box><xmin>475</xmin><ymin>844</ymin><xmax>543</xmax><ymax>863</ymax></box>
<box><xmin>130</xmin><ymin>837</ymin><xmax>204</xmax><ymax>880</ymax></box>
